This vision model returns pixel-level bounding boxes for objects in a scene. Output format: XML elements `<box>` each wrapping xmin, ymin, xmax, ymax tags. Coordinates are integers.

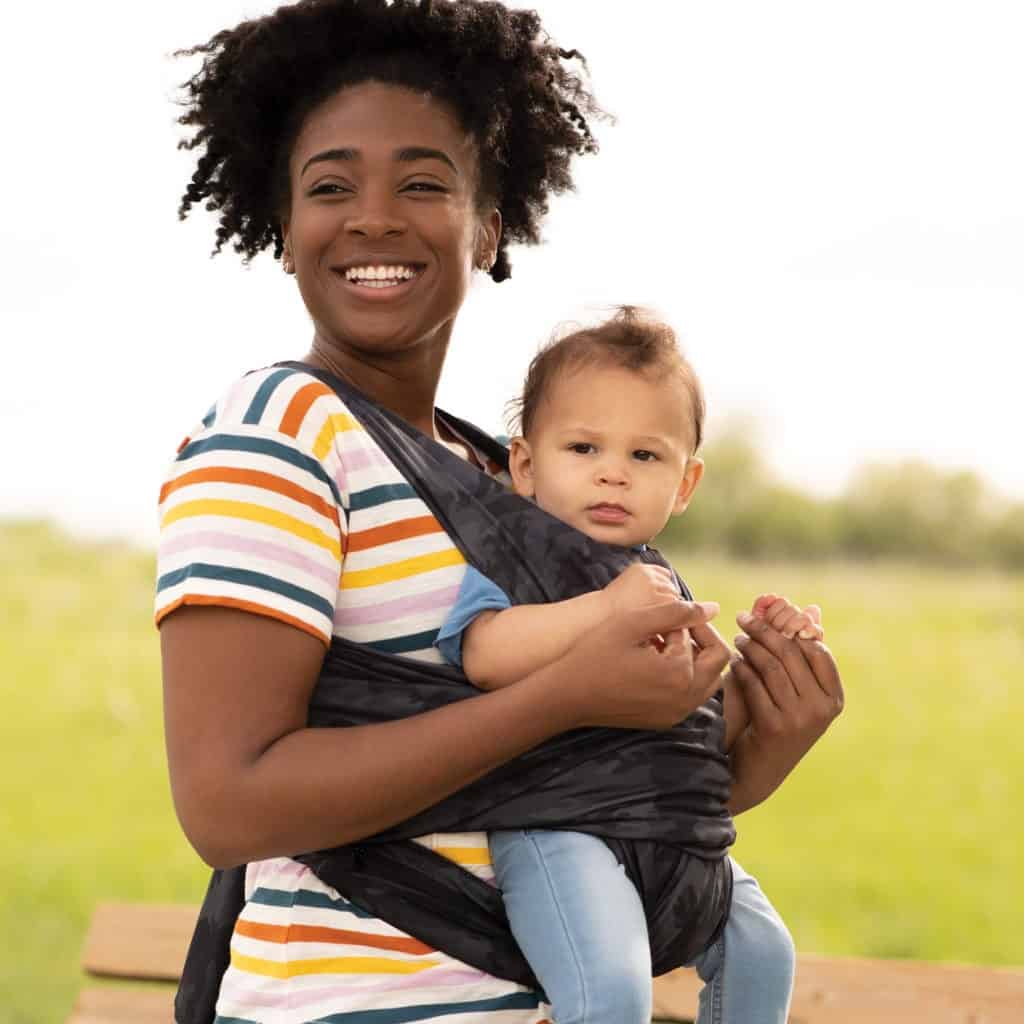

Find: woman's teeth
<box><xmin>344</xmin><ymin>265</ymin><xmax>419</xmax><ymax>288</ymax></box>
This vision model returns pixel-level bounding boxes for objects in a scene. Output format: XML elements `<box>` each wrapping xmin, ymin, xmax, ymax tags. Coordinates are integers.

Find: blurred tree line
<box><xmin>657</xmin><ymin>424</ymin><xmax>1024</xmax><ymax>569</ymax></box>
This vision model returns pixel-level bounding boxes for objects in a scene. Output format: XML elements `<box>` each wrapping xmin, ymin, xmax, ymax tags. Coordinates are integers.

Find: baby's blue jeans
<box><xmin>490</xmin><ymin>829</ymin><xmax>795</xmax><ymax>1024</ymax></box>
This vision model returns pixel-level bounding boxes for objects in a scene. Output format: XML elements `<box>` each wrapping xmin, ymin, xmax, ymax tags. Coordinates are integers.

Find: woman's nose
<box><xmin>345</xmin><ymin>190</ymin><xmax>406</xmax><ymax>239</ymax></box>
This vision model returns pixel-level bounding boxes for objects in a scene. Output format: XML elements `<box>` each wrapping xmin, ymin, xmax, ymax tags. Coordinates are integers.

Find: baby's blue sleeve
<box><xmin>435</xmin><ymin>565</ymin><xmax>512</xmax><ymax>668</ymax></box>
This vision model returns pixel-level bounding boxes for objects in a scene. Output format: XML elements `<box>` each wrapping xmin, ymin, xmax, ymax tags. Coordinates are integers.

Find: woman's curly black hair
<box><xmin>176</xmin><ymin>0</ymin><xmax>603</xmax><ymax>281</ymax></box>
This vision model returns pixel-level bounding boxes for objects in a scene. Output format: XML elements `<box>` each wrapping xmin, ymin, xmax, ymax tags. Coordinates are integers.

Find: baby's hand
<box><xmin>751</xmin><ymin>593</ymin><xmax>824</xmax><ymax>641</ymax></box>
<box><xmin>604</xmin><ymin>563</ymin><xmax>679</xmax><ymax>617</ymax></box>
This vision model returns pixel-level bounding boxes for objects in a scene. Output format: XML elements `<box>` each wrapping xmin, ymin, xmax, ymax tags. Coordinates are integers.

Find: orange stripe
<box><xmin>280</xmin><ymin>381</ymin><xmax>334</xmax><ymax>438</ymax></box>
<box><xmin>155</xmin><ymin>595</ymin><xmax>329</xmax><ymax>647</ymax></box>
<box><xmin>159</xmin><ymin>467</ymin><xmax>339</xmax><ymax>528</ymax></box>
<box><xmin>345</xmin><ymin>515</ymin><xmax>444</xmax><ymax>553</ymax></box>
<box><xmin>235</xmin><ymin>919</ymin><xmax>435</xmax><ymax>955</ymax></box>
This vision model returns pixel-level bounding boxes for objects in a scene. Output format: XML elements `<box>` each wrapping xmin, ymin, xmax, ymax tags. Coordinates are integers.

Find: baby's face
<box><xmin>509</xmin><ymin>364</ymin><xmax>703</xmax><ymax>548</ymax></box>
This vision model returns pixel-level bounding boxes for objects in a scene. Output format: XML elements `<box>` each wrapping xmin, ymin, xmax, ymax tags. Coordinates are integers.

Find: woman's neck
<box><xmin>303</xmin><ymin>330</ymin><xmax>448</xmax><ymax>437</ymax></box>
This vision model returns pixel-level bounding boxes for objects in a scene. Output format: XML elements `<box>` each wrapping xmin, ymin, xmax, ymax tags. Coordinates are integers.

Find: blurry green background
<box><xmin>3</xmin><ymin>486</ymin><xmax>1022</xmax><ymax>1020</ymax></box>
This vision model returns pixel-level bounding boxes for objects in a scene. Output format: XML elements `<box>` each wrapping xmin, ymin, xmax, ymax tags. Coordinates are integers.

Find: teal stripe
<box><xmin>202</xmin><ymin>404</ymin><xmax>217</xmax><ymax>427</ymax></box>
<box><xmin>365</xmin><ymin>629</ymin><xmax>439</xmax><ymax>655</ymax></box>
<box><xmin>314</xmin><ymin>991</ymin><xmax>541</xmax><ymax>1024</ymax></box>
<box><xmin>214</xmin><ymin>1017</ymin><xmax>259</xmax><ymax>1024</ymax></box>
<box><xmin>349</xmin><ymin>483</ymin><xmax>417</xmax><ymax>511</ymax></box>
<box><xmin>243</xmin><ymin>367</ymin><xmax>298</xmax><ymax>424</ymax></box>
<box><xmin>249</xmin><ymin>886</ymin><xmax>375</xmax><ymax>918</ymax></box>
<box><xmin>157</xmin><ymin>563</ymin><xmax>334</xmax><ymax>621</ymax></box>
<box><xmin>176</xmin><ymin>433</ymin><xmax>341</xmax><ymax>506</ymax></box>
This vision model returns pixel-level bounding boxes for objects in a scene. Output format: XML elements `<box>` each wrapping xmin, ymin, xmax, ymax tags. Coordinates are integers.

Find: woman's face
<box><xmin>284</xmin><ymin>82</ymin><xmax>500</xmax><ymax>363</ymax></box>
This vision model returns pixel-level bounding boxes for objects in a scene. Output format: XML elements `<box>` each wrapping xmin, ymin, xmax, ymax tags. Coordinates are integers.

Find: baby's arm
<box><xmin>463</xmin><ymin>563</ymin><xmax>679</xmax><ymax>690</ymax></box>
<box><xmin>722</xmin><ymin>595</ymin><xmax>824</xmax><ymax>750</ymax></box>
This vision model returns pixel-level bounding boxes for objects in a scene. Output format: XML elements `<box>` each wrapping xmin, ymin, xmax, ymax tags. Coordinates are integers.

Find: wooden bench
<box><xmin>70</xmin><ymin>902</ymin><xmax>1024</xmax><ymax>1023</ymax></box>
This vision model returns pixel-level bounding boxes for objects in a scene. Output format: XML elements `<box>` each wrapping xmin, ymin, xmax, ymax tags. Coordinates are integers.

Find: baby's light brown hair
<box><xmin>508</xmin><ymin>306</ymin><xmax>706</xmax><ymax>452</ymax></box>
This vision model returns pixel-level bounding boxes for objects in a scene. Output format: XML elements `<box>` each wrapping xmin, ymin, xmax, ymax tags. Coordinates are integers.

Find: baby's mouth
<box><xmin>587</xmin><ymin>503</ymin><xmax>630</xmax><ymax>523</ymax></box>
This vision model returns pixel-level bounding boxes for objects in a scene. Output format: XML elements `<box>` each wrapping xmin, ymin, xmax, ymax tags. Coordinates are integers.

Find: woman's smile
<box><xmin>334</xmin><ymin>261</ymin><xmax>427</xmax><ymax>301</ymax></box>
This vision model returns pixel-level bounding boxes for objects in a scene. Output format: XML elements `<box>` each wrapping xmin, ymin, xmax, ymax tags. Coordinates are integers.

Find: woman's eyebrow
<box><xmin>395</xmin><ymin>146</ymin><xmax>459</xmax><ymax>174</ymax></box>
<box><xmin>300</xmin><ymin>146</ymin><xmax>459</xmax><ymax>178</ymax></box>
<box><xmin>301</xmin><ymin>148</ymin><xmax>357</xmax><ymax>177</ymax></box>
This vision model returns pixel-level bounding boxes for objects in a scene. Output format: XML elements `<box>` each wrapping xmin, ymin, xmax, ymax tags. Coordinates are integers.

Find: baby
<box><xmin>435</xmin><ymin>307</ymin><xmax>822</xmax><ymax>1024</ymax></box>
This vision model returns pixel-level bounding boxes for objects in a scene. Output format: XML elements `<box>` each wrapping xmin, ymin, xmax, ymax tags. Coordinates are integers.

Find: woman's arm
<box><xmin>462</xmin><ymin>562</ymin><xmax>683</xmax><ymax>689</ymax></box>
<box><xmin>162</xmin><ymin>596</ymin><xmax>729</xmax><ymax>869</ymax></box>
<box><xmin>724</xmin><ymin>611</ymin><xmax>845</xmax><ymax>814</ymax></box>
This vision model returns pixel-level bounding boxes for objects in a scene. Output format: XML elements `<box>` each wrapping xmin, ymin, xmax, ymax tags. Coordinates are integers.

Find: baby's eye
<box><xmin>633</xmin><ymin>450</ymin><xmax>659</xmax><ymax>462</ymax></box>
<box><xmin>567</xmin><ymin>442</ymin><xmax>595</xmax><ymax>455</ymax></box>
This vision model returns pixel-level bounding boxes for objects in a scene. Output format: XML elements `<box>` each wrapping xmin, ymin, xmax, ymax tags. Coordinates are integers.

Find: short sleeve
<box><xmin>434</xmin><ymin>565</ymin><xmax>512</xmax><ymax>668</ymax></box>
<box><xmin>155</xmin><ymin>367</ymin><xmax>349</xmax><ymax>646</ymax></box>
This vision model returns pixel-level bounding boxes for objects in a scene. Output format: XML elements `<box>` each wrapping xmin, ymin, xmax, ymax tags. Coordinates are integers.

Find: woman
<box><xmin>159</xmin><ymin>2</ymin><xmax>845</xmax><ymax>1022</ymax></box>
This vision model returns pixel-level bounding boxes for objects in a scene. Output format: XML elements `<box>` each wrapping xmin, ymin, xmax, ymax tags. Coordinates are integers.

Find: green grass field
<box><xmin>3</xmin><ymin>521</ymin><xmax>1022</xmax><ymax>1022</ymax></box>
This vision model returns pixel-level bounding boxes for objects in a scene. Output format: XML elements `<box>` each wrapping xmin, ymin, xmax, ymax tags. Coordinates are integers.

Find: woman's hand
<box><xmin>557</xmin><ymin>597</ymin><xmax>731</xmax><ymax>731</ymax></box>
<box><xmin>725</xmin><ymin>611</ymin><xmax>845</xmax><ymax>814</ymax></box>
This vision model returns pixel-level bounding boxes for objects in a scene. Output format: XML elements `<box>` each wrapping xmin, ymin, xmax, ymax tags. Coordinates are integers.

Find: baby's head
<box><xmin>507</xmin><ymin>306</ymin><xmax>705</xmax><ymax>548</ymax></box>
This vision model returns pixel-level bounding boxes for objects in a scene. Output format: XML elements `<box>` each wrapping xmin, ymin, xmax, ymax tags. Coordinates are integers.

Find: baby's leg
<box><xmin>490</xmin><ymin>829</ymin><xmax>652</xmax><ymax>1024</ymax></box>
<box><xmin>688</xmin><ymin>858</ymin><xmax>795</xmax><ymax>1024</ymax></box>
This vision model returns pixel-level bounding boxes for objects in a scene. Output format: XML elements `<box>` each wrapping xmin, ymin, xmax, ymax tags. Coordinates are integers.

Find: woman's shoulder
<box><xmin>188</xmin><ymin>364</ymin><xmax>358</xmax><ymax>449</ymax></box>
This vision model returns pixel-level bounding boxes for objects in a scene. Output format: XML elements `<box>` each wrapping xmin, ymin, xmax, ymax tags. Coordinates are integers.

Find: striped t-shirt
<box><xmin>156</xmin><ymin>365</ymin><xmax>549</xmax><ymax>1024</ymax></box>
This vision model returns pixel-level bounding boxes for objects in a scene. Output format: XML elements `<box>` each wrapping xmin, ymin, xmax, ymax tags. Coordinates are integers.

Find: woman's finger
<box><xmin>797</xmin><ymin>636</ymin><xmax>845</xmax><ymax>708</ymax></box>
<box><xmin>690</xmin><ymin>621</ymin><xmax>730</xmax><ymax>681</ymax></box>
<box><xmin>728</xmin><ymin>653</ymin><xmax>783</xmax><ymax>719</ymax></box>
<box><xmin>625</xmin><ymin>598</ymin><xmax>719</xmax><ymax>644</ymax></box>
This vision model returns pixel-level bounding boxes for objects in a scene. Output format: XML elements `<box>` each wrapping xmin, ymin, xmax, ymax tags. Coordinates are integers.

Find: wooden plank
<box><xmin>77</xmin><ymin>902</ymin><xmax>1024</xmax><ymax>1022</ymax></box>
<box><xmin>80</xmin><ymin>903</ymin><xmax>195</xmax><ymax>981</ymax></box>
<box><xmin>68</xmin><ymin>987</ymin><xmax>174</xmax><ymax>1024</ymax></box>
<box><xmin>653</xmin><ymin>955</ymin><xmax>1024</xmax><ymax>1023</ymax></box>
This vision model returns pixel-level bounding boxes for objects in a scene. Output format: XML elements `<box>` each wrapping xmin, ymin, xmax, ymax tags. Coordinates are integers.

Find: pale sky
<box><xmin>2</xmin><ymin>0</ymin><xmax>1022</xmax><ymax>543</ymax></box>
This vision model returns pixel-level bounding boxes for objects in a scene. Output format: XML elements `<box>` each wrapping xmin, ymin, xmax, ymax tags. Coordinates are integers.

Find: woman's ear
<box><xmin>475</xmin><ymin>208</ymin><xmax>502</xmax><ymax>271</ymax></box>
<box><xmin>281</xmin><ymin>221</ymin><xmax>295</xmax><ymax>274</ymax></box>
<box><xmin>672</xmin><ymin>456</ymin><xmax>704</xmax><ymax>515</ymax></box>
<box><xmin>508</xmin><ymin>436</ymin><xmax>535</xmax><ymax>498</ymax></box>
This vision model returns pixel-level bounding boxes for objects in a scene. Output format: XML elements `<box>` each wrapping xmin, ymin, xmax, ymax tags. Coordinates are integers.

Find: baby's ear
<box><xmin>508</xmin><ymin>437</ymin><xmax>536</xmax><ymax>498</ymax></box>
<box><xmin>672</xmin><ymin>456</ymin><xmax>704</xmax><ymax>515</ymax></box>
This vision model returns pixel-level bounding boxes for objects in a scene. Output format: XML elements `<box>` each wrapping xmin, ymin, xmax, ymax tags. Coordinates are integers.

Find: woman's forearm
<box><xmin>462</xmin><ymin>591</ymin><xmax>609</xmax><ymax>689</ymax></box>
<box><xmin>211</xmin><ymin>663</ymin><xmax>587</xmax><ymax>866</ymax></box>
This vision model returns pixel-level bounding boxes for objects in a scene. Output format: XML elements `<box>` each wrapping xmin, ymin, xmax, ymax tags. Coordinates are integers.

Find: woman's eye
<box><xmin>633</xmin><ymin>450</ymin><xmax>658</xmax><ymax>462</ymax></box>
<box><xmin>309</xmin><ymin>182</ymin><xmax>351</xmax><ymax>197</ymax></box>
<box><xmin>568</xmin><ymin>443</ymin><xmax>594</xmax><ymax>455</ymax></box>
<box><xmin>402</xmin><ymin>181</ymin><xmax>447</xmax><ymax>194</ymax></box>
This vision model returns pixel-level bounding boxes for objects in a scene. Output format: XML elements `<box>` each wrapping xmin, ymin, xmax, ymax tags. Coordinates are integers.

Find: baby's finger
<box><xmin>769</xmin><ymin>606</ymin><xmax>802</xmax><ymax>638</ymax></box>
<box><xmin>796</xmin><ymin>619</ymin><xmax>825</xmax><ymax>641</ymax></box>
<box><xmin>803</xmin><ymin>604</ymin><xmax>823</xmax><ymax>626</ymax></box>
<box><xmin>752</xmin><ymin>593</ymin><xmax>780</xmax><ymax>618</ymax></box>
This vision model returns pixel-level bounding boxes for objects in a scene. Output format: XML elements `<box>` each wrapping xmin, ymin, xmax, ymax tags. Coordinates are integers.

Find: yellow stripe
<box><xmin>313</xmin><ymin>412</ymin><xmax>362</xmax><ymax>460</ymax></box>
<box><xmin>231</xmin><ymin>950</ymin><xmax>441</xmax><ymax>979</ymax></box>
<box><xmin>162</xmin><ymin>500</ymin><xmax>342</xmax><ymax>560</ymax></box>
<box><xmin>341</xmin><ymin>548</ymin><xmax>465</xmax><ymax>589</ymax></box>
<box><xmin>436</xmin><ymin>846</ymin><xmax>491</xmax><ymax>866</ymax></box>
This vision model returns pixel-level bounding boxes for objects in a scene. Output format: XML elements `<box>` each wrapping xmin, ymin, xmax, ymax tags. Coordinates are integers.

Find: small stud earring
<box><xmin>479</xmin><ymin>253</ymin><xmax>494</xmax><ymax>273</ymax></box>
<box><xmin>282</xmin><ymin>253</ymin><xmax>295</xmax><ymax>274</ymax></box>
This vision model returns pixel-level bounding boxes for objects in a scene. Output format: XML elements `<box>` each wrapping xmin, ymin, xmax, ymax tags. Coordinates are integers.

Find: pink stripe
<box><xmin>161</xmin><ymin>532</ymin><xmax>339</xmax><ymax>587</ymax></box>
<box><xmin>336</xmin><ymin>585</ymin><xmax>460</xmax><ymax>627</ymax></box>
<box><xmin>226</xmin><ymin>966</ymin><xmax>494</xmax><ymax>1011</ymax></box>
<box><xmin>340</xmin><ymin>445</ymin><xmax>400</xmax><ymax>473</ymax></box>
